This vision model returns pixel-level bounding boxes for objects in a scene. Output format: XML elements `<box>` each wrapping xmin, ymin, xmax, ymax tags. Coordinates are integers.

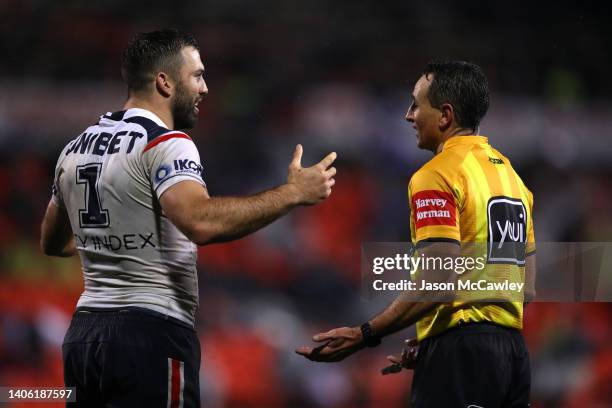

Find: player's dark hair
<box><xmin>121</xmin><ymin>28</ymin><xmax>199</xmax><ymax>93</ymax></box>
<box><xmin>423</xmin><ymin>60</ymin><xmax>490</xmax><ymax>131</ymax></box>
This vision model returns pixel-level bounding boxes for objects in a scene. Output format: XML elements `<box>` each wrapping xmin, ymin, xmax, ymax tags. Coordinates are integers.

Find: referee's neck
<box><xmin>435</xmin><ymin>128</ymin><xmax>477</xmax><ymax>154</ymax></box>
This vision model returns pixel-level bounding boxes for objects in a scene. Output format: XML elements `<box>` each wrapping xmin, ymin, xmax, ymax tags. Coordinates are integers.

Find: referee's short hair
<box><xmin>423</xmin><ymin>60</ymin><xmax>490</xmax><ymax>131</ymax></box>
<box><xmin>121</xmin><ymin>28</ymin><xmax>199</xmax><ymax>93</ymax></box>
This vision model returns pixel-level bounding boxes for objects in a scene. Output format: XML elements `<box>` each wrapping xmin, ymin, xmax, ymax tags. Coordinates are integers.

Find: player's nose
<box><xmin>200</xmin><ymin>80</ymin><xmax>208</xmax><ymax>95</ymax></box>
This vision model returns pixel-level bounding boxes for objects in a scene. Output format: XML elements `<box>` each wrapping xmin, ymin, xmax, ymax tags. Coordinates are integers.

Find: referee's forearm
<box><xmin>369</xmin><ymin>299</ymin><xmax>438</xmax><ymax>338</ymax></box>
<box><xmin>368</xmin><ymin>242</ymin><xmax>459</xmax><ymax>338</ymax></box>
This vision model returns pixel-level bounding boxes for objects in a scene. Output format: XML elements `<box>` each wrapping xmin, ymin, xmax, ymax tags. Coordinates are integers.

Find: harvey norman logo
<box><xmin>412</xmin><ymin>190</ymin><xmax>456</xmax><ymax>228</ymax></box>
<box><xmin>415</xmin><ymin>197</ymin><xmax>451</xmax><ymax>221</ymax></box>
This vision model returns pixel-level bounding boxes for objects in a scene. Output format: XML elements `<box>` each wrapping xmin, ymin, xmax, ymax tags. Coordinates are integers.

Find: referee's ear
<box><xmin>155</xmin><ymin>72</ymin><xmax>173</xmax><ymax>98</ymax></box>
<box><xmin>439</xmin><ymin>102</ymin><xmax>454</xmax><ymax>132</ymax></box>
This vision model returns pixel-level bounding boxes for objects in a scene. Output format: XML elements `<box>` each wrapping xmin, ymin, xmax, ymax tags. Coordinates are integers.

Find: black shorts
<box><xmin>62</xmin><ymin>307</ymin><xmax>200</xmax><ymax>408</ymax></box>
<box><xmin>410</xmin><ymin>322</ymin><xmax>530</xmax><ymax>408</ymax></box>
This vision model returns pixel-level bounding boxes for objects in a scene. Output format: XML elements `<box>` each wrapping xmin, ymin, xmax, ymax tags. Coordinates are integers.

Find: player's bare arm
<box><xmin>40</xmin><ymin>200</ymin><xmax>77</xmax><ymax>257</ymax></box>
<box><xmin>160</xmin><ymin>144</ymin><xmax>337</xmax><ymax>245</ymax></box>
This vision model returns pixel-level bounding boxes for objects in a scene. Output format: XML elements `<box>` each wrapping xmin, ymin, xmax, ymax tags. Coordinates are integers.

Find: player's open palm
<box><xmin>287</xmin><ymin>144</ymin><xmax>337</xmax><ymax>205</ymax></box>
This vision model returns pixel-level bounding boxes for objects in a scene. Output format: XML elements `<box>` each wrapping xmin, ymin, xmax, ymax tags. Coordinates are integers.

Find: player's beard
<box><xmin>171</xmin><ymin>80</ymin><xmax>199</xmax><ymax>130</ymax></box>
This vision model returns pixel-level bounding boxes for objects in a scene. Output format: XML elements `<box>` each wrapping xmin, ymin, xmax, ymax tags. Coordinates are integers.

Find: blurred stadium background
<box><xmin>1</xmin><ymin>1</ymin><xmax>611</xmax><ymax>407</ymax></box>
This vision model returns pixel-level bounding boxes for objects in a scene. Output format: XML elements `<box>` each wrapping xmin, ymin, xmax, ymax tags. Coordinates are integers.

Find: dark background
<box><xmin>1</xmin><ymin>1</ymin><xmax>611</xmax><ymax>407</ymax></box>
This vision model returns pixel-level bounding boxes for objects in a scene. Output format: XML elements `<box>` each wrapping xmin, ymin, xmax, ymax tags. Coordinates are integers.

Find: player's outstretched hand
<box><xmin>295</xmin><ymin>326</ymin><xmax>363</xmax><ymax>362</ymax></box>
<box><xmin>381</xmin><ymin>338</ymin><xmax>419</xmax><ymax>375</ymax></box>
<box><xmin>287</xmin><ymin>144</ymin><xmax>337</xmax><ymax>205</ymax></box>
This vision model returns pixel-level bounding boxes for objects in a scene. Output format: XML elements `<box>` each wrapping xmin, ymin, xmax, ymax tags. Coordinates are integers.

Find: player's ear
<box><xmin>439</xmin><ymin>103</ymin><xmax>454</xmax><ymax>131</ymax></box>
<box><xmin>155</xmin><ymin>72</ymin><xmax>173</xmax><ymax>98</ymax></box>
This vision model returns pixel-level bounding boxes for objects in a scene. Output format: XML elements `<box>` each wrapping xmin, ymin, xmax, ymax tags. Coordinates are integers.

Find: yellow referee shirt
<box><xmin>408</xmin><ymin>136</ymin><xmax>535</xmax><ymax>341</ymax></box>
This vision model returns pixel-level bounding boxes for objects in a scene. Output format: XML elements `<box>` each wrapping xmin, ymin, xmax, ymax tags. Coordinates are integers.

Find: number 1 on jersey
<box><xmin>77</xmin><ymin>163</ymin><xmax>110</xmax><ymax>228</ymax></box>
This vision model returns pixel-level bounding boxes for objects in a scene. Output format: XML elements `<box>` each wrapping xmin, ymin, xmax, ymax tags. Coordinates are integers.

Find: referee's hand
<box><xmin>382</xmin><ymin>338</ymin><xmax>419</xmax><ymax>375</ymax></box>
<box><xmin>295</xmin><ymin>326</ymin><xmax>363</xmax><ymax>362</ymax></box>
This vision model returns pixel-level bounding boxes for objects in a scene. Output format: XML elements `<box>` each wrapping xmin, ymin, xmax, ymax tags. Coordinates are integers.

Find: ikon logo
<box><xmin>487</xmin><ymin>197</ymin><xmax>527</xmax><ymax>265</ymax></box>
<box><xmin>174</xmin><ymin>159</ymin><xmax>203</xmax><ymax>174</ymax></box>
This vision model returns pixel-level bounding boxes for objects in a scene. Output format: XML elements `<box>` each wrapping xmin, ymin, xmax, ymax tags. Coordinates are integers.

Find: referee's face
<box><xmin>171</xmin><ymin>46</ymin><xmax>208</xmax><ymax>130</ymax></box>
<box><xmin>405</xmin><ymin>75</ymin><xmax>440</xmax><ymax>152</ymax></box>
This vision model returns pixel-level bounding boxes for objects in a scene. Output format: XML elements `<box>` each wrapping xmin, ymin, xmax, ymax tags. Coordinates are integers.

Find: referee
<box><xmin>297</xmin><ymin>61</ymin><xmax>536</xmax><ymax>407</ymax></box>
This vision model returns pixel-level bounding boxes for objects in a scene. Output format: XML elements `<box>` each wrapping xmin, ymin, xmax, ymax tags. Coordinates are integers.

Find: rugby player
<box><xmin>296</xmin><ymin>61</ymin><xmax>536</xmax><ymax>407</ymax></box>
<box><xmin>40</xmin><ymin>29</ymin><xmax>337</xmax><ymax>407</ymax></box>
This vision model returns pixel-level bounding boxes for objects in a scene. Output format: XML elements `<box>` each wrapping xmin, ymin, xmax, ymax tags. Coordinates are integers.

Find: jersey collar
<box><xmin>123</xmin><ymin>108</ymin><xmax>170</xmax><ymax>129</ymax></box>
<box><xmin>441</xmin><ymin>135</ymin><xmax>488</xmax><ymax>151</ymax></box>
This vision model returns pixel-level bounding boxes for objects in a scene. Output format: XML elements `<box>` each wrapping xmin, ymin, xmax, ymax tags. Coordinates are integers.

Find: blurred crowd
<box><xmin>1</xmin><ymin>0</ymin><xmax>611</xmax><ymax>407</ymax></box>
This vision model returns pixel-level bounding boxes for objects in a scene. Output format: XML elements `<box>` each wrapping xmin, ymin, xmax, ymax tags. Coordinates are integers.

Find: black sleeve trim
<box><xmin>526</xmin><ymin>250</ymin><xmax>536</xmax><ymax>257</ymax></box>
<box><xmin>415</xmin><ymin>238</ymin><xmax>461</xmax><ymax>249</ymax></box>
<box><xmin>155</xmin><ymin>173</ymin><xmax>204</xmax><ymax>193</ymax></box>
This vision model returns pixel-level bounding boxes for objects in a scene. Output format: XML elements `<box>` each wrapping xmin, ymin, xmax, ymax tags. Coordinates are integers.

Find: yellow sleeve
<box><xmin>408</xmin><ymin>169</ymin><xmax>461</xmax><ymax>246</ymax></box>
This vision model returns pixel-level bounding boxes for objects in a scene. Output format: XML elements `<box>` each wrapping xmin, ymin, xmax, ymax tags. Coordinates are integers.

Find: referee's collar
<box><xmin>442</xmin><ymin>135</ymin><xmax>488</xmax><ymax>151</ymax></box>
<box><xmin>124</xmin><ymin>108</ymin><xmax>170</xmax><ymax>129</ymax></box>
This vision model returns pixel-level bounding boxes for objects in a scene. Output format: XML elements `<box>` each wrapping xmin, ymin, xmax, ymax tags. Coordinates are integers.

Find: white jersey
<box><xmin>52</xmin><ymin>108</ymin><xmax>205</xmax><ymax>325</ymax></box>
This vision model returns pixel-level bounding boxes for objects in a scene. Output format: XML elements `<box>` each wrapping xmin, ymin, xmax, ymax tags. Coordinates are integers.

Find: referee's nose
<box><xmin>405</xmin><ymin>110</ymin><xmax>414</xmax><ymax>123</ymax></box>
<box><xmin>200</xmin><ymin>79</ymin><xmax>208</xmax><ymax>95</ymax></box>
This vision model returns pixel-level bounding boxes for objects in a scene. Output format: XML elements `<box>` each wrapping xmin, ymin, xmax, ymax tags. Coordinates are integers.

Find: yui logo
<box><xmin>487</xmin><ymin>197</ymin><xmax>527</xmax><ymax>265</ymax></box>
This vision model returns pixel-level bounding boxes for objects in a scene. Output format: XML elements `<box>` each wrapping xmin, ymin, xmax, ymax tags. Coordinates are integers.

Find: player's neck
<box><xmin>434</xmin><ymin>127</ymin><xmax>476</xmax><ymax>154</ymax></box>
<box><xmin>123</xmin><ymin>97</ymin><xmax>175</xmax><ymax>129</ymax></box>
